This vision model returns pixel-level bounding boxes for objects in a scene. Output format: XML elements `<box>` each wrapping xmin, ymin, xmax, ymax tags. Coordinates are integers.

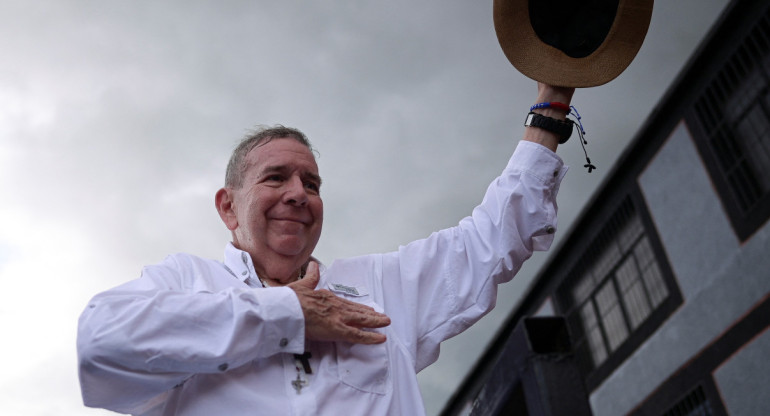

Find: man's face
<box><xmin>228</xmin><ymin>138</ymin><xmax>323</xmax><ymax>264</ymax></box>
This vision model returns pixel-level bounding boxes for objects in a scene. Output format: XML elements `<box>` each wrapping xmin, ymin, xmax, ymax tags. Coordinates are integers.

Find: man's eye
<box><xmin>266</xmin><ymin>175</ymin><xmax>284</xmax><ymax>182</ymax></box>
<box><xmin>305</xmin><ymin>182</ymin><xmax>320</xmax><ymax>192</ymax></box>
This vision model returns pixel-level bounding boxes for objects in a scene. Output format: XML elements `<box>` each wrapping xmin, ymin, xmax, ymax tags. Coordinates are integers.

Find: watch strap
<box><xmin>524</xmin><ymin>112</ymin><xmax>573</xmax><ymax>144</ymax></box>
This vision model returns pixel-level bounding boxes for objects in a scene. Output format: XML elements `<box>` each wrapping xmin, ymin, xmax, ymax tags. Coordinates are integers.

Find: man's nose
<box><xmin>283</xmin><ymin>176</ymin><xmax>308</xmax><ymax>206</ymax></box>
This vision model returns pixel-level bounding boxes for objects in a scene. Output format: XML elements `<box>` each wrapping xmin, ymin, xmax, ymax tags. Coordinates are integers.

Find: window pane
<box><xmin>643</xmin><ymin>264</ymin><xmax>668</xmax><ymax>308</ymax></box>
<box><xmin>616</xmin><ymin>254</ymin><xmax>639</xmax><ymax>291</ymax></box>
<box><xmin>572</xmin><ymin>273</ymin><xmax>595</xmax><ymax>305</ymax></box>
<box><xmin>580</xmin><ymin>300</ymin><xmax>598</xmax><ymax>328</ymax></box>
<box><xmin>738</xmin><ymin>104</ymin><xmax>770</xmax><ymax>191</ymax></box>
<box><xmin>580</xmin><ymin>303</ymin><xmax>608</xmax><ymax>366</ymax></box>
<box><xmin>636</xmin><ymin>237</ymin><xmax>669</xmax><ymax>308</ymax></box>
<box><xmin>616</xmin><ymin>254</ymin><xmax>649</xmax><ymax>329</ymax></box>
<box><xmin>623</xmin><ymin>280</ymin><xmax>651</xmax><ymax>330</ymax></box>
<box><xmin>596</xmin><ymin>280</ymin><xmax>628</xmax><ymax>351</ymax></box>
<box><xmin>587</xmin><ymin>326</ymin><xmax>608</xmax><ymax>367</ymax></box>
<box><xmin>634</xmin><ymin>236</ymin><xmax>655</xmax><ymax>266</ymax></box>
<box><xmin>592</xmin><ymin>243</ymin><xmax>621</xmax><ymax>279</ymax></box>
<box><xmin>617</xmin><ymin>215</ymin><xmax>643</xmax><ymax>253</ymax></box>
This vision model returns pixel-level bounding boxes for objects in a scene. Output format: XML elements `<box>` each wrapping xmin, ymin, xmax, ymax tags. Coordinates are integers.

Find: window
<box><xmin>556</xmin><ymin>194</ymin><xmax>681</xmax><ymax>390</ymax></box>
<box><xmin>688</xmin><ymin>9</ymin><xmax>770</xmax><ymax>240</ymax></box>
<box><xmin>662</xmin><ymin>385</ymin><xmax>714</xmax><ymax>416</ymax></box>
<box><xmin>643</xmin><ymin>379</ymin><xmax>729</xmax><ymax>416</ymax></box>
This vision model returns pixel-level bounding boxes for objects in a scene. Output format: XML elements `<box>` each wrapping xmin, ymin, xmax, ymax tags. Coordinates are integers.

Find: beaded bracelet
<box><xmin>530</xmin><ymin>102</ymin><xmax>571</xmax><ymax>113</ymax></box>
<box><xmin>526</xmin><ymin>103</ymin><xmax>597</xmax><ymax>173</ymax></box>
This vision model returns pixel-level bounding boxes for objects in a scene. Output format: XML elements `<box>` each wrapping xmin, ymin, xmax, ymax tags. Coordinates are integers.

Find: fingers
<box><xmin>341</xmin><ymin>307</ymin><xmax>391</xmax><ymax>329</ymax></box>
<box><xmin>286</xmin><ymin>261</ymin><xmax>391</xmax><ymax>345</ymax></box>
<box><xmin>293</xmin><ymin>286</ymin><xmax>392</xmax><ymax>345</ymax></box>
<box><xmin>325</xmin><ymin>311</ymin><xmax>389</xmax><ymax>345</ymax></box>
<box><xmin>332</xmin><ymin>295</ymin><xmax>391</xmax><ymax>328</ymax></box>
<box><xmin>289</xmin><ymin>261</ymin><xmax>320</xmax><ymax>291</ymax></box>
<box><xmin>342</xmin><ymin>327</ymin><xmax>388</xmax><ymax>345</ymax></box>
<box><xmin>536</xmin><ymin>82</ymin><xmax>575</xmax><ymax>105</ymax></box>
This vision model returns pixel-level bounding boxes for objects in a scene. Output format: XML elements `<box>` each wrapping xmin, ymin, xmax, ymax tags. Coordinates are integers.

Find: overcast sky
<box><xmin>0</xmin><ymin>1</ymin><xmax>730</xmax><ymax>415</ymax></box>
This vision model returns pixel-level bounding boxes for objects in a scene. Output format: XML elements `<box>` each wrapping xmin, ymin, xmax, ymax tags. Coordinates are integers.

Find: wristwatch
<box><xmin>524</xmin><ymin>112</ymin><xmax>573</xmax><ymax>144</ymax></box>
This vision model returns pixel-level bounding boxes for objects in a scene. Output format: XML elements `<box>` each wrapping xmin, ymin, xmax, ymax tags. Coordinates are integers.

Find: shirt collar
<box><xmin>223</xmin><ymin>242</ymin><xmax>256</xmax><ymax>284</ymax></box>
<box><xmin>222</xmin><ymin>242</ymin><xmax>326</xmax><ymax>286</ymax></box>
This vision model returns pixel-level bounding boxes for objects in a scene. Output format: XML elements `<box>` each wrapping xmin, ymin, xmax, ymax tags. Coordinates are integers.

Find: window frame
<box><xmin>554</xmin><ymin>188</ymin><xmax>682</xmax><ymax>391</ymax></box>
<box><xmin>660</xmin><ymin>381</ymin><xmax>728</xmax><ymax>416</ymax></box>
<box><xmin>685</xmin><ymin>11</ymin><xmax>770</xmax><ymax>242</ymax></box>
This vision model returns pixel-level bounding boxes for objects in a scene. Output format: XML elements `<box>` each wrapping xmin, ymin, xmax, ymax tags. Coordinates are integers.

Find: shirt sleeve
<box><xmin>380</xmin><ymin>141</ymin><xmax>567</xmax><ymax>371</ymax></box>
<box><xmin>76</xmin><ymin>254</ymin><xmax>305</xmax><ymax>414</ymax></box>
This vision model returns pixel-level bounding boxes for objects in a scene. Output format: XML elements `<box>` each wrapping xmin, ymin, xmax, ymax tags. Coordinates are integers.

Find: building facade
<box><xmin>442</xmin><ymin>0</ymin><xmax>770</xmax><ymax>414</ymax></box>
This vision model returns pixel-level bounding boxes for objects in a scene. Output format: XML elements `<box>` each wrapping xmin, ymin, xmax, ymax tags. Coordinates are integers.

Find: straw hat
<box><xmin>493</xmin><ymin>0</ymin><xmax>654</xmax><ymax>87</ymax></box>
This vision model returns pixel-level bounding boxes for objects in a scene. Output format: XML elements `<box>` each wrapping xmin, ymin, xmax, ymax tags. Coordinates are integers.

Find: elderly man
<box><xmin>77</xmin><ymin>83</ymin><xmax>573</xmax><ymax>415</ymax></box>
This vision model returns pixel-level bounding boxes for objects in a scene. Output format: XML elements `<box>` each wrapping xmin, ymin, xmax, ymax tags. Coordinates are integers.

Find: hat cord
<box><xmin>528</xmin><ymin>102</ymin><xmax>596</xmax><ymax>173</ymax></box>
<box><xmin>567</xmin><ymin>105</ymin><xmax>596</xmax><ymax>173</ymax></box>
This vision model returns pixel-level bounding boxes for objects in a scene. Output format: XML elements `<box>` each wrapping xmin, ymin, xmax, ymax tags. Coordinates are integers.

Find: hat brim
<box><xmin>493</xmin><ymin>0</ymin><xmax>653</xmax><ymax>87</ymax></box>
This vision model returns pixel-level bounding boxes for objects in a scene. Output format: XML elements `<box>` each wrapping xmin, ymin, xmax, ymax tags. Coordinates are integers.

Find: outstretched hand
<box><xmin>289</xmin><ymin>262</ymin><xmax>391</xmax><ymax>345</ymax></box>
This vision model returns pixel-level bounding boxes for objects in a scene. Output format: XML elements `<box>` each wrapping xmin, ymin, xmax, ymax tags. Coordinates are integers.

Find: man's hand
<box><xmin>536</xmin><ymin>82</ymin><xmax>575</xmax><ymax>107</ymax></box>
<box><xmin>289</xmin><ymin>262</ymin><xmax>391</xmax><ymax>345</ymax></box>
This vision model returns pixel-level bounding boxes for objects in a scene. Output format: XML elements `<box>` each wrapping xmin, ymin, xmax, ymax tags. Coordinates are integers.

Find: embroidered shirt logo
<box><xmin>329</xmin><ymin>283</ymin><xmax>363</xmax><ymax>296</ymax></box>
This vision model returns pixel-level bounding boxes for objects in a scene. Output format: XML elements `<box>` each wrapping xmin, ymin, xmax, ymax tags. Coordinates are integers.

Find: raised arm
<box><xmin>377</xmin><ymin>83</ymin><xmax>576</xmax><ymax>371</ymax></box>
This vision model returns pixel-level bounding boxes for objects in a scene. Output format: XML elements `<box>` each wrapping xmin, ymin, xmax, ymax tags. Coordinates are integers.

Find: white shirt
<box><xmin>77</xmin><ymin>141</ymin><xmax>566</xmax><ymax>415</ymax></box>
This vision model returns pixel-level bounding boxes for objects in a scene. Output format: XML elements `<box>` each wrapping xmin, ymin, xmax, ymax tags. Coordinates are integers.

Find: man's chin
<box><xmin>270</xmin><ymin>239</ymin><xmax>311</xmax><ymax>258</ymax></box>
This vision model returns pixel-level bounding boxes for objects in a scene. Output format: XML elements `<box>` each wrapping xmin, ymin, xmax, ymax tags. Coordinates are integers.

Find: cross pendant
<box><xmin>291</xmin><ymin>374</ymin><xmax>307</xmax><ymax>394</ymax></box>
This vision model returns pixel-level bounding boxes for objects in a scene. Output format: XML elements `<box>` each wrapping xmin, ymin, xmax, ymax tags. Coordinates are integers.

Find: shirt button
<box><xmin>279</xmin><ymin>338</ymin><xmax>289</xmax><ymax>348</ymax></box>
<box><xmin>545</xmin><ymin>225</ymin><xmax>556</xmax><ymax>234</ymax></box>
<box><xmin>553</xmin><ymin>170</ymin><xmax>559</xmax><ymax>178</ymax></box>
<box><xmin>218</xmin><ymin>363</ymin><xmax>229</xmax><ymax>372</ymax></box>
<box><xmin>241</xmin><ymin>270</ymin><xmax>247</xmax><ymax>276</ymax></box>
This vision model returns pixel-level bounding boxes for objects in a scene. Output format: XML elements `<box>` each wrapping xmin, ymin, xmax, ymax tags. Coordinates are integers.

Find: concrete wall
<box><xmin>715</xmin><ymin>327</ymin><xmax>770</xmax><ymax>416</ymax></box>
<box><xmin>588</xmin><ymin>122</ymin><xmax>770</xmax><ymax>415</ymax></box>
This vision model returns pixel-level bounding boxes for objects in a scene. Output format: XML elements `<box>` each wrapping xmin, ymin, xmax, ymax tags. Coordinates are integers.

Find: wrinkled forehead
<box><xmin>245</xmin><ymin>137</ymin><xmax>319</xmax><ymax>175</ymax></box>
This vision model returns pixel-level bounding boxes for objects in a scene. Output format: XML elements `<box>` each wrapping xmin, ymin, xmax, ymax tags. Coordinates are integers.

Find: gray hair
<box><xmin>224</xmin><ymin>125</ymin><xmax>315</xmax><ymax>188</ymax></box>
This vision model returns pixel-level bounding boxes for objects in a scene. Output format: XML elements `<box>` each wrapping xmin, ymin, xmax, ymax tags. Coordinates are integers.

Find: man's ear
<box><xmin>215</xmin><ymin>188</ymin><xmax>238</xmax><ymax>231</ymax></box>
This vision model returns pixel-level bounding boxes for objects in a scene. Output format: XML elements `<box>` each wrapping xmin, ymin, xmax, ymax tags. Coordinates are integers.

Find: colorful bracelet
<box><xmin>530</xmin><ymin>102</ymin><xmax>571</xmax><ymax>113</ymax></box>
<box><xmin>525</xmin><ymin>103</ymin><xmax>597</xmax><ymax>173</ymax></box>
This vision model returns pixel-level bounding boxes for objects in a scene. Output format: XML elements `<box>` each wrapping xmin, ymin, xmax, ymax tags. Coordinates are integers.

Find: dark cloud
<box><xmin>0</xmin><ymin>1</ymin><xmax>731</xmax><ymax>414</ymax></box>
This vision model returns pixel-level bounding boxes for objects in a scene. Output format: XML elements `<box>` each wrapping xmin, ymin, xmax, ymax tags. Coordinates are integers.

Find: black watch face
<box><xmin>526</xmin><ymin>113</ymin><xmax>571</xmax><ymax>141</ymax></box>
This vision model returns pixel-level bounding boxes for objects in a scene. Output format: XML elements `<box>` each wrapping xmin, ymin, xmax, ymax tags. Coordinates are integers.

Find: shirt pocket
<box><xmin>336</xmin><ymin>338</ymin><xmax>389</xmax><ymax>395</ymax></box>
<box><xmin>328</xmin><ymin>283</ymin><xmax>390</xmax><ymax>395</ymax></box>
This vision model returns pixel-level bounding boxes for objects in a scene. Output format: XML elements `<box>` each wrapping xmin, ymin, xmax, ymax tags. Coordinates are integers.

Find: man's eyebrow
<box><xmin>259</xmin><ymin>165</ymin><xmax>322</xmax><ymax>185</ymax></box>
<box><xmin>304</xmin><ymin>171</ymin><xmax>323</xmax><ymax>186</ymax></box>
<box><xmin>259</xmin><ymin>165</ymin><xmax>289</xmax><ymax>176</ymax></box>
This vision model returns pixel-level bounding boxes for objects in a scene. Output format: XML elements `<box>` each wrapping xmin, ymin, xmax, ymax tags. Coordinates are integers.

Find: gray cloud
<box><xmin>0</xmin><ymin>1</ymin><xmax>731</xmax><ymax>415</ymax></box>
